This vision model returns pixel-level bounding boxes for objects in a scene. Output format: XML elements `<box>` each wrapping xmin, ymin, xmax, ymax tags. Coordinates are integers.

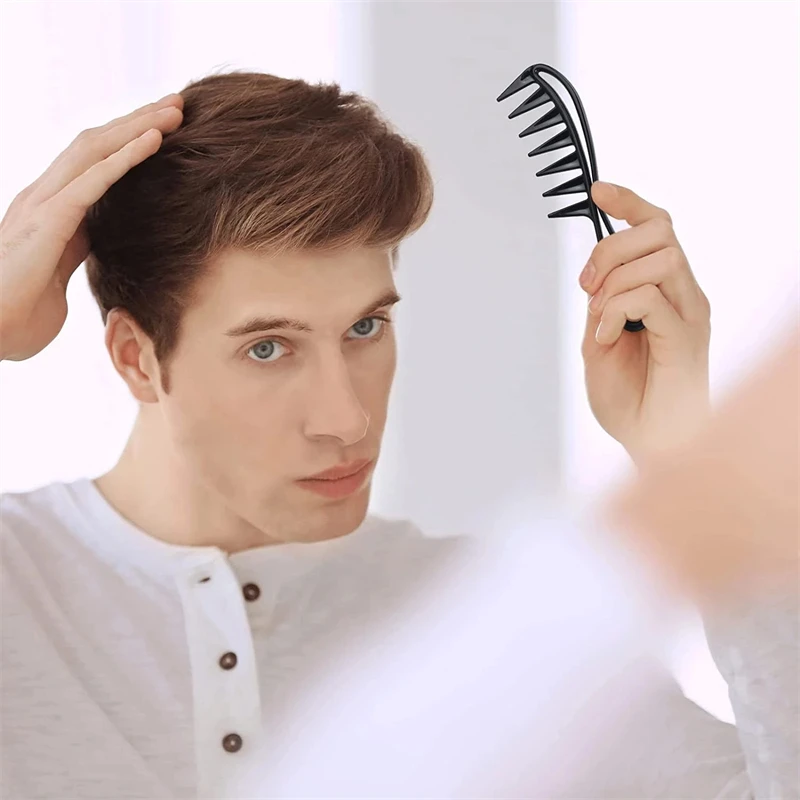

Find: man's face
<box><xmin>156</xmin><ymin>245</ymin><xmax>398</xmax><ymax>545</ymax></box>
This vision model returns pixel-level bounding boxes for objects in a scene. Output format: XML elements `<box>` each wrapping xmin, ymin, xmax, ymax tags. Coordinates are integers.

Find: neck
<box><xmin>94</xmin><ymin>407</ymin><xmax>277</xmax><ymax>554</ymax></box>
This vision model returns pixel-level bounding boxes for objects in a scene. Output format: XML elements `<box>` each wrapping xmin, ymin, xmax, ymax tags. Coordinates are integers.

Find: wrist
<box><xmin>625</xmin><ymin>397</ymin><xmax>712</xmax><ymax>469</ymax></box>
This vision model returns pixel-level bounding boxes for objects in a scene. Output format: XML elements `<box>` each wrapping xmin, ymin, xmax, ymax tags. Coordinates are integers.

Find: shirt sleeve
<box><xmin>700</xmin><ymin>577</ymin><xmax>800</xmax><ymax>799</ymax></box>
<box><xmin>557</xmin><ymin>511</ymin><xmax>800</xmax><ymax>800</ymax></box>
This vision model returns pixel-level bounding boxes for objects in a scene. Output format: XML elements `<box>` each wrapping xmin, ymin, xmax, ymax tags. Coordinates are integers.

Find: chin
<box><xmin>306</xmin><ymin>484</ymin><xmax>372</xmax><ymax>543</ymax></box>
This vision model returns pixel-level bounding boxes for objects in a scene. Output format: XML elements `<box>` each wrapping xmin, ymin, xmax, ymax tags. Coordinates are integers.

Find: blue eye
<box><xmin>245</xmin><ymin>317</ymin><xmax>389</xmax><ymax>365</ymax></box>
<box><xmin>348</xmin><ymin>317</ymin><xmax>386</xmax><ymax>339</ymax></box>
<box><xmin>246</xmin><ymin>340</ymin><xmax>286</xmax><ymax>363</ymax></box>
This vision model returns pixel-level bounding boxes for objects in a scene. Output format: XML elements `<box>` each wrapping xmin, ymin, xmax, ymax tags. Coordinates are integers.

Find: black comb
<box><xmin>497</xmin><ymin>63</ymin><xmax>644</xmax><ymax>333</ymax></box>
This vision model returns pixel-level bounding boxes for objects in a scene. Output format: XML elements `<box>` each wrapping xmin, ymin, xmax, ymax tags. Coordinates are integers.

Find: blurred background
<box><xmin>1</xmin><ymin>0</ymin><xmax>798</xmax><ymax>726</ymax></box>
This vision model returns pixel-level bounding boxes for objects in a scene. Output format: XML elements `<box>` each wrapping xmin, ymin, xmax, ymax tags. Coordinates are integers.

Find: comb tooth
<box><xmin>541</xmin><ymin>175</ymin><xmax>587</xmax><ymax>197</ymax></box>
<box><xmin>496</xmin><ymin>68</ymin><xmax>537</xmax><ymax>102</ymax></box>
<box><xmin>508</xmin><ymin>87</ymin><xmax>551</xmax><ymax>119</ymax></box>
<box><xmin>518</xmin><ymin>107</ymin><xmax>564</xmax><ymax>137</ymax></box>
<box><xmin>548</xmin><ymin>198</ymin><xmax>593</xmax><ymax>220</ymax></box>
<box><xmin>527</xmin><ymin>128</ymin><xmax>573</xmax><ymax>157</ymax></box>
<box><xmin>536</xmin><ymin>151</ymin><xmax>582</xmax><ymax>177</ymax></box>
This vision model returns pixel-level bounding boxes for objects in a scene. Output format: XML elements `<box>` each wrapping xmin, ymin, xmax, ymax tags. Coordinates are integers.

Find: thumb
<box><xmin>591</xmin><ymin>181</ymin><xmax>670</xmax><ymax>227</ymax></box>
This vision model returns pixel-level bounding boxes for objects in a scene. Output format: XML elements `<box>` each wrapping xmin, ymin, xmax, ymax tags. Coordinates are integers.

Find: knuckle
<box><xmin>651</xmin><ymin>215</ymin><xmax>674</xmax><ymax>241</ymax></box>
<box><xmin>698</xmin><ymin>288</ymin><xmax>712</xmax><ymax>316</ymax></box>
<box><xmin>5</xmin><ymin>189</ymin><xmax>32</xmax><ymax>219</ymax></box>
<box><xmin>75</xmin><ymin>125</ymin><xmax>100</xmax><ymax>142</ymax></box>
<box><xmin>641</xmin><ymin>283</ymin><xmax>662</xmax><ymax>303</ymax></box>
<box><xmin>72</xmin><ymin>134</ymin><xmax>95</xmax><ymax>157</ymax></box>
<box><xmin>663</xmin><ymin>244</ymin><xmax>684</xmax><ymax>270</ymax></box>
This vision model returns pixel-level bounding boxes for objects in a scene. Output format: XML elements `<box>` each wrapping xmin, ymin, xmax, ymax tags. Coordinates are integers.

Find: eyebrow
<box><xmin>224</xmin><ymin>289</ymin><xmax>403</xmax><ymax>338</ymax></box>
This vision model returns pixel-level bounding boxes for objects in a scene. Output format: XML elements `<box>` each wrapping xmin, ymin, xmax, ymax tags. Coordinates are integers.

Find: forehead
<box><xmin>188</xmin><ymin>246</ymin><xmax>396</xmax><ymax>326</ymax></box>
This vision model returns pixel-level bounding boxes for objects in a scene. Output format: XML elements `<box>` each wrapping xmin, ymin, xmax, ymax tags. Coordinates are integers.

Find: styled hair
<box><xmin>85</xmin><ymin>69</ymin><xmax>434</xmax><ymax>391</ymax></box>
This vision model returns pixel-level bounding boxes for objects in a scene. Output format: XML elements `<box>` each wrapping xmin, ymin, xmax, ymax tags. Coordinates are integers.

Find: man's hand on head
<box><xmin>578</xmin><ymin>181</ymin><xmax>711</xmax><ymax>466</ymax></box>
<box><xmin>0</xmin><ymin>92</ymin><xmax>183</xmax><ymax>362</ymax></box>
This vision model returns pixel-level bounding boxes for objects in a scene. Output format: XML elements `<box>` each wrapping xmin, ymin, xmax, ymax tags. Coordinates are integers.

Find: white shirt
<box><xmin>1</xmin><ymin>478</ymin><xmax>797</xmax><ymax>798</ymax></box>
<box><xmin>1</xmin><ymin>478</ymin><xmax>455</xmax><ymax>799</ymax></box>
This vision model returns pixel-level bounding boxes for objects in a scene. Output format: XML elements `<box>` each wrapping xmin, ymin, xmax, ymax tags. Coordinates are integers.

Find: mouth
<box><xmin>295</xmin><ymin>459</ymin><xmax>375</xmax><ymax>500</ymax></box>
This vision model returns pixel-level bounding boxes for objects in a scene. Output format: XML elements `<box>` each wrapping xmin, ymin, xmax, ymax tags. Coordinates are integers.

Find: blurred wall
<box><xmin>365</xmin><ymin>0</ymin><xmax>563</xmax><ymax>537</ymax></box>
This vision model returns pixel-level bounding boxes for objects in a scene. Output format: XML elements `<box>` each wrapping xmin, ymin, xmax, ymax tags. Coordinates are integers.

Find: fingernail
<box><xmin>589</xmin><ymin>290</ymin><xmax>603</xmax><ymax>314</ymax></box>
<box><xmin>579</xmin><ymin>260</ymin><xmax>595</xmax><ymax>289</ymax></box>
<box><xmin>595</xmin><ymin>321</ymin><xmax>605</xmax><ymax>343</ymax></box>
<box><xmin>599</xmin><ymin>181</ymin><xmax>618</xmax><ymax>195</ymax></box>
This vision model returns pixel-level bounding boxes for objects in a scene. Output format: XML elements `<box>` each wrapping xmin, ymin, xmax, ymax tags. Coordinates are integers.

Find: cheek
<box><xmin>161</xmin><ymin>371</ymin><xmax>293</xmax><ymax>476</ymax></box>
<box><xmin>353</xmin><ymin>338</ymin><xmax>396</xmax><ymax>412</ymax></box>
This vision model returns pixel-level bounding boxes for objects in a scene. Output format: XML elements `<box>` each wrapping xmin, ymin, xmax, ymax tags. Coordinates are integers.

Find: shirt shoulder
<box><xmin>1</xmin><ymin>480</ymin><xmax>77</xmax><ymax>548</ymax></box>
<box><xmin>0</xmin><ymin>479</ymin><xmax>101</xmax><ymax>592</ymax></box>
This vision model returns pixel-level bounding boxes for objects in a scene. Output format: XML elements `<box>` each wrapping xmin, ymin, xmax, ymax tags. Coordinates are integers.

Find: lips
<box><xmin>301</xmin><ymin>458</ymin><xmax>372</xmax><ymax>482</ymax></box>
<box><xmin>295</xmin><ymin>459</ymin><xmax>375</xmax><ymax>500</ymax></box>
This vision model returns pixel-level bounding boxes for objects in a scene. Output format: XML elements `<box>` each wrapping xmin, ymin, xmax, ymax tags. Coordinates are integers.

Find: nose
<box><xmin>302</xmin><ymin>351</ymin><xmax>370</xmax><ymax>446</ymax></box>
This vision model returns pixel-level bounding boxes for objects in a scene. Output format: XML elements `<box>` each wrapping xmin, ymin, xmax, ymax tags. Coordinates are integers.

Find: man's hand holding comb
<box><xmin>579</xmin><ymin>181</ymin><xmax>711</xmax><ymax>466</ymax></box>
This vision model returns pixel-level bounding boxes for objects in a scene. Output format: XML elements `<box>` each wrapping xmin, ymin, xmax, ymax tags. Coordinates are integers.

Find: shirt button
<box><xmin>222</xmin><ymin>733</ymin><xmax>243</xmax><ymax>753</ymax></box>
<box><xmin>242</xmin><ymin>583</ymin><xmax>261</xmax><ymax>602</ymax></box>
<box><xmin>219</xmin><ymin>652</ymin><xmax>238</xmax><ymax>670</ymax></box>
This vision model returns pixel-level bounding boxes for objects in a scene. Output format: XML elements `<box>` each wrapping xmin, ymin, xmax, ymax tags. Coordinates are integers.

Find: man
<box><xmin>0</xmin><ymin>71</ymin><xmax>794</xmax><ymax>798</ymax></box>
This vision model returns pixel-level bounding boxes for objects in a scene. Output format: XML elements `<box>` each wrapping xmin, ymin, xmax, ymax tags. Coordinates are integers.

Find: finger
<box><xmin>95</xmin><ymin>92</ymin><xmax>184</xmax><ymax>135</ymax></box>
<box><xmin>590</xmin><ymin>181</ymin><xmax>672</xmax><ymax>227</ymax></box>
<box><xmin>38</xmin><ymin>128</ymin><xmax>164</xmax><ymax>246</ymax></box>
<box><xmin>26</xmin><ymin>105</ymin><xmax>182</xmax><ymax>207</ymax></box>
<box><xmin>14</xmin><ymin>94</ymin><xmax>183</xmax><ymax>208</ymax></box>
<box><xmin>18</xmin><ymin>93</ymin><xmax>183</xmax><ymax>205</ymax></box>
<box><xmin>579</xmin><ymin>215</ymin><xmax>678</xmax><ymax>295</ymax></box>
<box><xmin>588</xmin><ymin>247</ymin><xmax>709</xmax><ymax>325</ymax></box>
<box><xmin>595</xmin><ymin>284</ymin><xmax>684</xmax><ymax>347</ymax></box>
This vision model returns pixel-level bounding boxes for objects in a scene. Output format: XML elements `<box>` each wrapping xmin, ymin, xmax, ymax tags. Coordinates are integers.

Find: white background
<box><xmin>1</xmin><ymin>0</ymin><xmax>798</xmax><ymax>725</ymax></box>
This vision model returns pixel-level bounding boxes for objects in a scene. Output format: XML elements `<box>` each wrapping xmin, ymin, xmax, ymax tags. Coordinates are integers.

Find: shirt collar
<box><xmin>60</xmin><ymin>477</ymin><xmax>380</xmax><ymax>583</ymax></box>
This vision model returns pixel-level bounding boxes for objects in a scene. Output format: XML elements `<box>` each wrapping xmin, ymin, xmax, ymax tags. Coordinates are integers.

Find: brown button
<box><xmin>222</xmin><ymin>733</ymin><xmax>243</xmax><ymax>753</ymax></box>
<box><xmin>219</xmin><ymin>652</ymin><xmax>238</xmax><ymax>670</ymax></box>
<box><xmin>242</xmin><ymin>583</ymin><xmax>260</xmax><ymax>602</ymax></box>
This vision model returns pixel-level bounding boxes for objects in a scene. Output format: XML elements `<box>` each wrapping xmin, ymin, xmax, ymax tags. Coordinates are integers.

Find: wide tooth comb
<box><xmin>497</xmin><ymin>63</ymin><xmax>645</xmax><ymax>333</ymax></box>
<box><xmin>508</xmin><ymin>87</ymin><xmax>551</xmax><ymax>119</ymax></box>
<box><xmin>541</xmin><ymin>175</ymin><xmax>586</xmax><ymax>197</ymax></box>
<box><xmin>535</xmin><ymin>151</ymin><xmax>582</xmax><ymax>177</ymax></box>
<box><xmin>547</xmin><ymin>197</ymin><xmax>592</xmax><ymax>220</ymax></box>
<box><xmin>496</xmin><ymin>69</ymin><xmax>538</xmax><ymax>103</ymax></box>
<box><xmin>518</xmin><ymin>106</ymin><xmax>564</xmax><ymax>137</ymax></box>
<box><xmin>527</xmin><ymin>128</ymin><xmax>573</xmax><ymax>157</ymax></box>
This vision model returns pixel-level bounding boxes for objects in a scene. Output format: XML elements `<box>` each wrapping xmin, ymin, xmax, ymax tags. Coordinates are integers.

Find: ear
<box><xmin>105</xmin><ymin>308</ymin><xmax>163</xmax><ymax>403</ymax></box>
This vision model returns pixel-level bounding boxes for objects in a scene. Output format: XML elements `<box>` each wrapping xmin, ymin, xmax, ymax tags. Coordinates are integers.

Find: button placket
<box><xmin>176</xmin><ymin>555</ymin><xmax>262</xmax><ymax>794</ymax></box>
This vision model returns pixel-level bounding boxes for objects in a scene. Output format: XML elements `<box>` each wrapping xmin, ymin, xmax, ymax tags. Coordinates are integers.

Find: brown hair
<box><xmin>85</xmin><ymin>69</ymin><xmax>434</xmax><ymax>391</ymax></box>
